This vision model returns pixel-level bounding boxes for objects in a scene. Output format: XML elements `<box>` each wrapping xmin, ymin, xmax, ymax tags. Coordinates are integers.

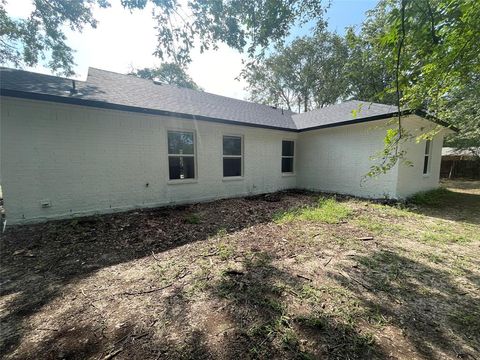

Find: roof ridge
<box><xmin>87</xmin><ymin>66</ymin><xmax>293</xmax><ymax>116</ymax></box>
<box><xmin>0</xmin><ymin>66</ymin><xmax>85</xmax><ymax>82</ymax></box>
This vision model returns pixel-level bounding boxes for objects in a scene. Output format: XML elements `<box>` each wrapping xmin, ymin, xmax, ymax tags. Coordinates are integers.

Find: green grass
<box><xmin>450</xmin><ymin>309</ymin><xmax>480</xmax><ymax>335</ymax></box>
<box><xmin>274</xmin><ymin>198</ymin><xmax>351</xmax><ymax>224</ymax></box>
<box><xmin>420</xmin><ymin>222</ymin><xmax>474</xmax><ymax>244</ymax></box>
<box><xmin>409</xmin><ymin>188</ymin><xmax>453</xmax><ymax>206</ymax></box>
<box><xmin>215</xmin><ymin>227</ymin><xmax>228</xmax><ymax>237</ymax></box>
<box><xmin>370</xmin><ymin>203</ymin><xmax>415</xmax><ymax>218</ymax></box>
<box><xmin>354</xmin><ymin>215</ymin><xmax>385</xmax><ymax>235</ymax></box>
<box><xmin>185</xmin><ymin>213</ymin><xmax>201</xmax><ymax>224</ymax></box>
<box><xmin>216</xmin><ymin>242</ymin><xmax>235</xmax><ymax>260</ymax></box>
<box><xmin>296</xmin><ymin>315</ymin><xmax>327</xmax><ymax>329</ymax></box>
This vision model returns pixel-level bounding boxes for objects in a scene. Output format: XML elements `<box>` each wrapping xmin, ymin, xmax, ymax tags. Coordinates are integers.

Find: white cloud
<box><xmin>5</xmin><ymin>0</ymin><xmax>248</xmax><ymax>100</ymax></box>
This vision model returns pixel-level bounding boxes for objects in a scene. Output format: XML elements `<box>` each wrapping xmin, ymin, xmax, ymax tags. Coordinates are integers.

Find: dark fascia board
<box><xmin>298</xmin><ymin>109</ymin><xmax>459</xmax><ymax>133</ymax></box>
<box><xmin>413</xmin><ymin>109</ymin><xmax>459</xmax><ymax>132</ymax></box>
<box><xmin>0</xmin><ymin>89</ymin><xmax>298</xmax><ymax>132</ymax></box>
<box><xmin>297</xmin><ymin>111</ymin><xmax>403</xmax><ymax>132</ymax></box>
<box><xmin>1</xmin><ymin>89</ymin><xmax>459</xmax><ymax>133</ymax></box>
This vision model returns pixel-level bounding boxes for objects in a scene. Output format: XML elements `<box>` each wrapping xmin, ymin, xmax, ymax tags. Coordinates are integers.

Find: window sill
<box><xmin>167</xmin><ymin>179</ymin><xmax>198</xmax><ymax>185</ymax></box>
<box><xmin>422</xmin><ymin>174</ymin><xmax>430</xmax><ymax>178</ymax></box>
<box><xmin>222</xmin><ymin>176</ymin><xmax>244</xmax><ymax>182</ymax></box>
<box><xmin>282</xmin><ymin>173</ymin><xmax>296</xmax><ymax>177</ymax></box>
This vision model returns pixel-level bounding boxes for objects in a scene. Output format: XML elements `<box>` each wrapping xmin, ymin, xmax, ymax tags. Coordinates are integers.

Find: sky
<box><xmin>5</xmin><ymin>0</ymin><xmax>378</xmax><ymax>100</ymax></box>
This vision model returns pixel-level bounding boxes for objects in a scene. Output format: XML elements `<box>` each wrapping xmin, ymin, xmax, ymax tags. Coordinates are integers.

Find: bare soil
<box><xmin>1</xmin><ymin>183</ymin><xmax>479</xmax><ymax>360</ymax></box>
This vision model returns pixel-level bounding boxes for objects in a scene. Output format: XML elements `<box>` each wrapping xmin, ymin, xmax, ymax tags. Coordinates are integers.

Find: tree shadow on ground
<box><xmin>204</xmin><ymin>252</ymin><xmax>387</xmax><ymax>359</ymax></box>
<box><xmin>0</xmin><ymin>191</ymin><xmax>314</xmax><ymax>357</ymax></box>
<box><xmin>407</xmin><ymin>188</ymin><xmax>480</xmax><ymax>225</ymax></box>
<box><xmin>331</xmin><ymin>249</ymin><xmax>480</xmax><ymax>359</ymax></box>
<box><xmin>1</xmin><ymin>225</ymin><xmax>388</xmax><ymax>359</ymax></box>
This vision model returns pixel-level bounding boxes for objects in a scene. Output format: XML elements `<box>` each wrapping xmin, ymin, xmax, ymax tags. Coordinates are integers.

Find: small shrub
<box><xmin>185</xmin><ymin>213</ymin><xmax>201</xmax><ymax>224</ymax></box>
<box><xmin>281</xmin><ymin>328</ymin><xmax>299</xmax><ymax>348</ymax></box>
<box><xmin>216</xmin><ymin>242</ymin><xmax>234</xmax><ymax>260</ymax></box>
<box><xmin>296</xmin><ymin>315</ymin><xmax>327</xmax><ymax>329</ymax></box>
<box><xmin>216</xmin><ymin>227</ymin><xmax>228</xmax><ymax>237</ymax></box>
<box><xmin>409</xmin><ymin>188</ymin><xmax>452</xmax><ymax>206</ymax></box>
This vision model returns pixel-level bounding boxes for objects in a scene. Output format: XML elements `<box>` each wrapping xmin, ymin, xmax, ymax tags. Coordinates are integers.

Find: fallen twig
<box><xmin>350</xmin><ymin>276</ymin><xmax>373</xmax><ymax>291</ymax></box>
<box><xmin>123</xmin><ymin>283</ymin><xmax>173</xmax><ymax>296</ymax></box>
<box><xmin>296</xmin><ymin>274</ymin><xmax>312</xmax><ymax>281</ymax></box>
<box><xmin>324</xmin><ymin>256</ymin><xmax>333</xmax><ymax>267</ymax></box>
<box><xmin>338</xmin><ymin>271</ymin><xmax>373</xmax><ymax>291</ymax></box>
<box><xmin>203</xmin><ymin>251</ymin><xmax>218</xmax><ymax>257</ymax></box>
<box><xmin>103</xmin><ymin>348</ymin><xmax>123</xmax><ymax>360</ymax></box>
<box><xmin>357</xmin><ymin>236</ymin><xmax>374</xmax><ymax>241</ymax></box>
<box><xmin>151</xmin><ymin>251</ymin><xmax>161</xmax><ymax>262</ymax></box>
<box><xmin>134</xmin><ymin>332</ymin><xmax>149</xmax><ymax>340</ymax></box>
<box><xmin>224</xmin><ymin>269</ymin><xmax>244</xmax><ymax>276</ymax></box>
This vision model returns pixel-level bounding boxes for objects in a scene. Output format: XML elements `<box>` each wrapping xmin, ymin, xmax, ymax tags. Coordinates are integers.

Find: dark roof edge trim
<box><xmin>298</xmin><ymin>109</ymin><xmax>459</xmax><ymax>133</ymax></box>
<box><xmin>2</xmin><ymin>89</ymin><xmax>458</xmax><ymax>133</ymax></box>
<box><xmin>0</xmin><ymin>89</ymin><xmax>298</xmax><ymax>132</ymax></box>
<box><xmin>297</xmin><ymin>112</ymin><xmax>403</xmax><ymax>132</ymax></box>
<box><xmin>413</xmin><ymin>109</ymin><xmax>459</xmax><ymax>132</ymax></box>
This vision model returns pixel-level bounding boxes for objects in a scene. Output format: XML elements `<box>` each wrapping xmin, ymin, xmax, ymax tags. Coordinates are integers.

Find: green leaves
<box><xmin>1</xmin><ymin>0</ymin><xmax>108</xmax><ymax>75</ymax></box>
<box><xmin>146</xmin><ymin>0</ymin><xmax>327</xmax><ymax>66</ymax></box>
<box><xmin>1</xmin><ymin>0</ymin><xmax>328</xmax><ymax>72</ymax></box>
<box><xmin>357</xmin><ymin>0</ymin><xmax>480</xmax><ymax>176</ymax></box>
<box><xmin>129</xmin><ymin>63</ymin><xmax>201</xmax><ymax>90</ymax></box>
<box><xmin>243</xmin><ymin>30</ymin><xmax>349</xmax><ymax>112</ymax></box>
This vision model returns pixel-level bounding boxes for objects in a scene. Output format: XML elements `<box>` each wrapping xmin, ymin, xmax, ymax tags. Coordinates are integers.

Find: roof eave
<box><xmin>413</xmin><ymin>109</ymin><xmax>459</xmax><ymax>133</ymax></box>
<box><xmin>297</xmin><ymin>109</ymin><xmax>459</xmax><ymax>133</ymax></box>
<box><xmin>297</xmin><ymin>112</ymin><xmax>402</xmax><ymax>132</ymax></box>
<box><xmin>0</xmin><ymin>88</ymin><xmax>298</xmax><ymax>132</ymax></box>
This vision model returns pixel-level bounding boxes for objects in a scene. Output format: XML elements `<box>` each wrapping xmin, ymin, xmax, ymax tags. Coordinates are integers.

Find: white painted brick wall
<box><xmin>1</xmin><ymin>98</ymin><xmax>297</xmax><ymax>224</ymax></box>
<box><xmin>396</xmin><ymin>116</ymin><xmax>447</xmax><ymax>198</ymax></box>
<box><xmin>296</xmin><ymin>120</ymin><xmax>400</xmax><ymax>198</ymax></box>
<box><xmin>0</xmin><ymin>98</ymin><xmax>446</xmax><ymax>224</ymax></box>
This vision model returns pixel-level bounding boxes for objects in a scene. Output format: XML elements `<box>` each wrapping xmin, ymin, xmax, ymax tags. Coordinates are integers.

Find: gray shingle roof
<box><xmin>292</xmin><ymin>100</ymin><xmax>398</xmax><ymax>130</ymax></box>
<box><xmin>1</xmin><ymin>67</ymin><xmax>401</xmax><ymax>131</ymax></box>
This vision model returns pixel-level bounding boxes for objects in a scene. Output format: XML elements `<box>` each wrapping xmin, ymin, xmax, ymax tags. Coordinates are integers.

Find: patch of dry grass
<box><xmin>1</xmin><ymin>183</ymin><xmax>479</xmax><ymax>359</ymax></box>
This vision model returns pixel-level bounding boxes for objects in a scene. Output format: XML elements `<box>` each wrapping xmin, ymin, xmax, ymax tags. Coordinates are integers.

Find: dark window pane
<box><xmin>424</xmin><ymin>140</ymin><xmax>430</xmax><ymax>155</ymax></box>
<box><xmin>282</xmin><ymin>157</ymin><xmax>294</xmax><ymax>173</ymax></box>
<box><xmin>223</xmin><ymin>158</ymin><xmax>242</xmax><ymax>177</ymax></box>
<box><xmin>282</xmin><ymin>141</ymin><xmax>294</xmax><ymax>156</ymax></box>
<box><xmin>169</xmin><ymin>156</ymin><xmax>195</xmax><ymax>179</ymax></box>
<box><xmin>168</xmin><ymin>132</ymin><xmax>194</xmax><ymax>154</ymax></box>
<box><xmin>223</xmin><ymin>136</ymin><xmax>242</xmax><ymax>156</ymax></box>
<box><xmin>423</xmin><ymin>156</ymin><xmax>429</xmax><ymax>174</ymax></box>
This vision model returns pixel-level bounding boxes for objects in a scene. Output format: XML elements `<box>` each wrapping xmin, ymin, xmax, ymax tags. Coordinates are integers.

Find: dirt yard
<box><xmin>1</xmin><ymin>182</ymin><xmax>479</xmax><ymax>359</ymax></box>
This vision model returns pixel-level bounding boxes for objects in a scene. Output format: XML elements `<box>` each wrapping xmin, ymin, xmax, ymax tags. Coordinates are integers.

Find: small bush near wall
<box><xmin>408</xmin><ymin>188</ymin><xmax>453</xmax><ymax>206</ymax></box>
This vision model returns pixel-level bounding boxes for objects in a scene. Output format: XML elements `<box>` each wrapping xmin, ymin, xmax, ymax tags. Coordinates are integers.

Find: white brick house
<box><xmin>0</xmin><ymin>67</ymin><xmax>454</xmax><ymax>224</ymax></box>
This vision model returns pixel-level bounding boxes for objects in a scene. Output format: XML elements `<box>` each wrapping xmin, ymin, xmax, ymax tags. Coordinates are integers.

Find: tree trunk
<box><xmin>449</xmin><ymin>160</ymin><xmax>455</xmax><ymax>179</ymax></box>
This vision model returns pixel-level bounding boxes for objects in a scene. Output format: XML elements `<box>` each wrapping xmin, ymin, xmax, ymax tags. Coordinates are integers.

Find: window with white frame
<box><xmin>282</xmin><ymin>140</ymin><xmax>295</xmax><ymax>173</ymax></box>
<box><xmin>223</xmin><ymin>135</ymin><xmax>243</xmax><ymax>177</ymax></box>
<box><xmin>423</xmin><ymin>139</ymin><xmax>432</xmax><ymax>175</ymax></box>
<box><xmin>167</xmin><ymin>131</ymin><xmax>195</xmax><ymax>180</ymax></box>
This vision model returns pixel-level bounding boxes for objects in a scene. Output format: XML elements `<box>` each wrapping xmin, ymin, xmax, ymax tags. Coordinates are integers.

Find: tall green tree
<box><xmin>130</xmin><ymin>63</ymin><xmax>201</xmax><ymax>90</ymax></box>
<box><xmin>244</xmin><ymin>31</ymin><xmax>348</xmax><ymax>112</ymax></box>
<box><xmin>359</xmin><ymin>0</ymin><xmax>480</xmax><ymax>176</ymax></box>
<box><xmin>442</xmin><ymin>76</ymin><xmax>480</xmax><ymax>158</ymax></box>
<box><xmin>344</xmin><ymin>27</ymin><xmax>395</xmax><ymax>105</ymax></box>
<box><xmin>1</xmin><ymin>0</ymin><xmax>326</xmax><ymax>74</ymax></box>
<box><xmin>0</xmin><ymin>0</ymin><xmax>110</xmax><ymax>75</ymax></box>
